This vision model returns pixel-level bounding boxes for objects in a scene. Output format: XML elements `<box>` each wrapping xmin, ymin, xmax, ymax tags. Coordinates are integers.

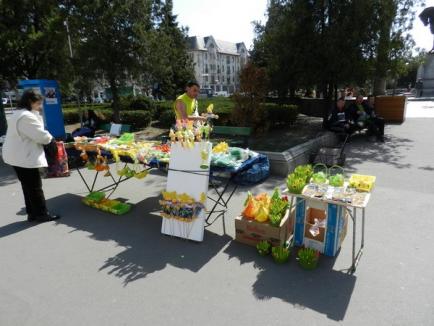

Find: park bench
<box><xmin>212</xmin><ymin>126</ymin><xmax>252</xmax><ymax>148</ymax></box>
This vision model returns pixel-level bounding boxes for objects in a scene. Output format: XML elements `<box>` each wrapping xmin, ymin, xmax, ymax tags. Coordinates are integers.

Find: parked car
<box><xmin>198</xmin><ymin>88</ymin><xmax>213</xmax><ymax>99</ymax></box>
<box><xmin>215</xmin><ymin>91</ymin><xmax>229</xmax><ymax>97</ymax></box>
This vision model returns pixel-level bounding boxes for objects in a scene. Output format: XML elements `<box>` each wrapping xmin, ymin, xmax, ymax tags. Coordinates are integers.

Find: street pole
<box><xmin>0</xmin><ymin>91</ymin><xmax>7</xmax><ymax>137</ymax></box>
<box><xmin>64</xmin><ymin>19</ymin><xmax>83</xmax><ymax>128</ymax></box>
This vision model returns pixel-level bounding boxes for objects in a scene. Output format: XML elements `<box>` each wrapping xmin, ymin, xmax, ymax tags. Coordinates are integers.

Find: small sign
<box><xmin>44</xmin><ymin>87</ymin><xmax>58</xmax><ymax>105</ymax></box>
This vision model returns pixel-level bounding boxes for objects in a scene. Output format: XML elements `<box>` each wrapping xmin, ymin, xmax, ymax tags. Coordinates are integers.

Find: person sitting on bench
<box><xmin>327</xmin><ymin>97</ymin><xmax>354</xmax><ymax>135</ymax></box>
<box><xmin>349</xmin><ymin>95</ymin><xmax>384</xmax><ymax>142</ymax></box>
<box><xmin>349</xmin><ymin>95</ymin><xmax>370</xmax><ymax>129</ymax></box>
<box><xmin>72</xmin><ymin>110</ymin><xmax>100</xmax><ymax>138</ymax></box>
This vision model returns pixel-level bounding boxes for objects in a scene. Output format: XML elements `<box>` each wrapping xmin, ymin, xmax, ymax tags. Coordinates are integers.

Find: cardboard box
<box><xmin>294</xmin><ymin>199</ymin><xmax>349</xmax><ymax>256</ymax></box>
<box><xmin>235</xmin><ymin>209</ymin><xmax>293</xmax><ymax>247</ymax></box>
<box><xmin>304</xmin><ymin>207</ymin><xmax>326</xmax><ymax>242</ymax></box>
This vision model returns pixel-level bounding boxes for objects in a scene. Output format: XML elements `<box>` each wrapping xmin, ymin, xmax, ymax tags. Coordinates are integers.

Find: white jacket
<box><xmin>2</xmin><ymin>109</ymin><xmax>53</xmax><ymax>168</ymax></box>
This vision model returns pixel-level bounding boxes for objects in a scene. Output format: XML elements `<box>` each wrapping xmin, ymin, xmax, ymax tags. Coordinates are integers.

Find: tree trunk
<box><xmin>373</xmin><ymin>77</ymin><xmax>387</xmax><ymax>96</ymax></box>
<box><xmin>109</xmin><ymin>78</ymin><xmax>120</xmax><ymax>123</ymax></box>
<box><xmin>322</xmin><ymin>83</ymin><xmax>331</xmax><ymax>128</ymax></box>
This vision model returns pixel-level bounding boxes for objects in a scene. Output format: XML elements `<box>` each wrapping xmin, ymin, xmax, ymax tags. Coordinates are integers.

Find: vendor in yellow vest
<box><xmin>174</xmin><ymin>81</ymin><xmax>207</xmax><ymax>122</ymax></box>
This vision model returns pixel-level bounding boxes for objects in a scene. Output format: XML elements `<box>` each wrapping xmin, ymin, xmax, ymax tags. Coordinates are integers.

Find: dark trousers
<box><xmin>367</xmin><ymin>117</ymin><xmax>385</xmax><ymax>137</ymax></box>
<box><xmin>13</xmin><ymin>166</ymin><xmax>48</xmax><ymax>217</ymax></box>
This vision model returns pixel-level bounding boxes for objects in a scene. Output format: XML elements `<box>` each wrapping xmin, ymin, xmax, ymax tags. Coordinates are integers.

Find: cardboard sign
<box><xmin>161</xmin><ymin>141</ymin><xmax>212</xmax><ymax>241</ymax></box>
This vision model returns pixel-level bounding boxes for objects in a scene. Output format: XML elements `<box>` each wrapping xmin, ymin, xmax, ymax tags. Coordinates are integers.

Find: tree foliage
<box><xmin>151</xmin><ymin>0</ymin><xmax>194</xmax><ymax>98</ymax></box>
<box><xmin>0</xmin><ymin>0</ymin><xmax>72</xmax><ymax>88</ymax></box>
<box><xmin>252</xmin><ymin>0</ymin><xmax>423</xmax><ymax>98</ymax></box>
<box><xmin>0</xmin><ymin>0</ymin><xmax>194</xmax><ymax>122</ymax></box>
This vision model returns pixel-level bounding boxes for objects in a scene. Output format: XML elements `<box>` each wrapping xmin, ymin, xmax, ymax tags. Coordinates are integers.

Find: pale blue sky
<box><xmin>173</xmin><ymin>0</ymin><xmax>434</xmax><ymax>53</ymax></box>
<box><xmin>173</xmin><ymin>0</ymin><xmax>267</xmax><ymax>49</ymax></box>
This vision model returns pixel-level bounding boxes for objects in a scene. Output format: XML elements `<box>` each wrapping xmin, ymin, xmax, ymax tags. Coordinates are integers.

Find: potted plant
<box><xmin>297</xmin><ymin>247</ymin><xmax>320</xmax><ymax>270</ymax></box>
<box><xmin>256</xmin><ymin>240</ymin><xmax>271</xmax><ymax>256</ymax></box>
<box><xmin>287</xmin><ymin>174</ymin><xmax>306</xmax><ymax>194</ymax></box>
<box><xmin>294</xmin><ymin>164</ymin><xmax>313</xmax><ymax>183</ymax></box>
<box><xmin>272</xmin><ymin>245</ymin><xmax>291</xmax><ymax>264</ymax></box>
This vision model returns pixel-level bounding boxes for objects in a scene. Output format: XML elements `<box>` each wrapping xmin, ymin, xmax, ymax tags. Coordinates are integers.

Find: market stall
<box><xmin>66</xmin><ymin>127</ymin><xmax>269</xmax><ymax>239</ymax></box>
<box><xmin>285</xmin><ymin>164</ymin><xmax>374</xmax><ymax>273</ymax></box>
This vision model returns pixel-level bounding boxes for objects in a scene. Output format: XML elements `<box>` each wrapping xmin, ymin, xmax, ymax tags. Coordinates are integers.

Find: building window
<box><xmin>227</xmin><ymin>77</ymin><xmax>230</xmax><ymax>84</ymax></box>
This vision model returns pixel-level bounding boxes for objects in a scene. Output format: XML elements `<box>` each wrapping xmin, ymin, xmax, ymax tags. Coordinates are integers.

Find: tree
<box><xmin>151</xmin><ymin>0</ymin><xmax>194</xmax><ymax>99</ymax></box>
<box><xmin>252</xmin><ymin>0</ymin><xmax>377</xmax><ymax>123</ymax></box>
<box><xmin>0</xmin><ymin>0</ymin><xmax>72</xmax><ymax>89</ymax></box>
<box><xmin>232</xmin><ymin>63</ymin><xmax>269</xmax><ymax>130</ymax></box>
<box><xmin>64</xmin><ymin>0</ymin><xmax>154</xmax><ymax>122</ymax></box>
<box><xmin>370</xmin><ymin>0</ymin><xmax>423</xmax><ymax>95</ymax></box>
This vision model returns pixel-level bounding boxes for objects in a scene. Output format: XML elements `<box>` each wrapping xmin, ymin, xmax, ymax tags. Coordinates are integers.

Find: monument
<box><xmin>416</xmin><ymin>7</ymin><xmax>434</xmax><ymax>97</ymax></box>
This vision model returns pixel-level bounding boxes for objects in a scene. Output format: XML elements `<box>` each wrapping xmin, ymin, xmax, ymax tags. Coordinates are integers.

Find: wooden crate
<box><xmin>374</xmin><ymin>96</ymin><xmax>407</xmax><ymax>123</ymax></box>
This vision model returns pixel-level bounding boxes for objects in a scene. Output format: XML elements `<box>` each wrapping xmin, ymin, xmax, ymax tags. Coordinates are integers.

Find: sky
<box><xmin>173</xmin><ymin>0</ymin><xmax>268</xmax><ymax>50</ymax></box>
<box><xmin>173</xmin><ymin>0</ymin><xmax>434</xmax><ymax>52</ymax></box>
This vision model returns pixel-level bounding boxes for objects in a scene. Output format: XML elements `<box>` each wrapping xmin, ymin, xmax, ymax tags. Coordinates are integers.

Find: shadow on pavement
<box><xmin>344</xmin><ymin>133</ymin><xmax>413</xmax><ymax>172</ymax></box>
<box><xmin>0</xmin><ymin>221</ymin><xmax>36</xmax><ymax>238</ymax></box>
<box><xmin>47</xmin><ymin>193</ymin><xmax>231</xmax><ymax>286</ymax></box>
<box><xmin>224</xmin><ymin>241</ymin><xmax>356</xmax><ymax>322</ymax></box>
<box><xmin>0</xmin><ymin>159</ymin><xmax>17</xmax><ymax>186</ymax></box>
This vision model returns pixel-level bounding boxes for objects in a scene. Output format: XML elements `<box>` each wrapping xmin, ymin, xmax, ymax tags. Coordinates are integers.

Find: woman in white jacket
<box><xmin>2</xmin><ymin>90</ymin><xmax>60</xmax><ymax>222</ymax></box>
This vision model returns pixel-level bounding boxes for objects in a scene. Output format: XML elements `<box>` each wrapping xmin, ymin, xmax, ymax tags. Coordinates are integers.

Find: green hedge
<box><xmin>119</xmin><ymin>110</ymin><xmax>152</xmax><ymax>129</ymax></box>
<box><xmin>158</xmin><ymin>109</ymin><xmax>175</xmax><ymax>128</ymax></box>
<box><xmin>263</xmin><ymin>103</ymin><xmax>298</xmax><ymax>127</ymax></box>
<box><xmin>63</xmin><ymin>110</ymin><xmax>80</xmax><ymax>124</ymax></box>
<box><xmin>62</xmin><ymin>108</ymin><xmax>151</xmax><ymax>130</ymax></box>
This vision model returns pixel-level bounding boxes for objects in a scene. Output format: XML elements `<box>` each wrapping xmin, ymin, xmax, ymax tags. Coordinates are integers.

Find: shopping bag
<box><xmin>46</xmin><ymin>141</ymin><xmax>70</xmax><ymax>178</ymax></box>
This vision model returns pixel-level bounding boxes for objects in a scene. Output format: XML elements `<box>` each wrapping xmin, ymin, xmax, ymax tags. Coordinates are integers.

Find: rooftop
<box><xmin>187</xmin><ymin>36</ymin><xmax>246</xmax><ymax>55</ymax></box>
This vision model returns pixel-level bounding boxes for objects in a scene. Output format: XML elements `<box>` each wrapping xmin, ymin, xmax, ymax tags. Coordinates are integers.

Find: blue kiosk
<box><xmin>18</xmin><ymin>79</ymin><xmax>66</xmax><ymax>139</ymax></box>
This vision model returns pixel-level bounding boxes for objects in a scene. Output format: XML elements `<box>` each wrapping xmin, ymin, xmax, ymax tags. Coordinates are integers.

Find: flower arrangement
<box><xmin>328</xmin><ymin>173</ymin><xmax>345</xmax><ymax>187</ymax></box>
<box><xmin>169</xmin><ymin>120</ymin><xmax>213</xmax><ymax>148</ymax></box>
<box><xmin>256</xmin><ymin>240</ymin><xmax>272</xmax><ymax>256</ymax></box>
<box><xmin>242</xmin><ymin>192</ymin><xmax>271</xmax><ymax>222</ymax></box>
<box><xmin>294</xmin><ymin>164</ymin><xmax>314</xmax><ymax>183</ymax></box>
<box><xmin>82</xmin><ymin>192</ymin><xmax>131</xmax><ymax>215</ymax></box>
<box><xmin>287</xmin><ymin>173</ymin><xmax>306</xmax><ymax>194</ymax></box>
<box><xmin>297</xmin><ymin>247</ymin><xmax>320</xmax><ymax>270</ymax></box>
<box><xmin>269</xmin><ymin>188</ymin><xmax>289</xmax><ymax>227</ymax></box>
<box><xmin>159</xmin><ymin>191</ymin><xmax>206</xmax><ymax>222</ymax></box>
<box><xmin>311</xmin><ymin>171</ymin><xmax>328</xmax><ymax>184</ymax></box>
<box><xmin>271</xmin><ymin>245</ymin><xmax>291</xmax><ymax>264</ymax></box>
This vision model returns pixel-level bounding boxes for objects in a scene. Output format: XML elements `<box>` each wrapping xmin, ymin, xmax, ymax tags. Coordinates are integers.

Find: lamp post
<box><xmin>64</xmin><ymin>19</ymin><xmax>83</xmax><ymax>127</ymax></box>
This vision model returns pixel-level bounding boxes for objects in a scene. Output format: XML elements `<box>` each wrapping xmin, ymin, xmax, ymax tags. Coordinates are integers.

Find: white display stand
<box><xmin>161</xmin><ymin>141</ymin><xmax>212</xmax><ymax>241</ymax></box>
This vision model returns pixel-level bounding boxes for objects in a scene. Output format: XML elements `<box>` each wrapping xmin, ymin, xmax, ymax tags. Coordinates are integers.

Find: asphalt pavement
<box><xmin>0</xmin><ymin>102</ymin><xmax>433</xmax><ymax>325</ymax></box>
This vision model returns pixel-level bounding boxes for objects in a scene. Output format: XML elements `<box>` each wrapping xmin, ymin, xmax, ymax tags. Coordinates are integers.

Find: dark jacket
<box><xmin>328</xmin><ymin>106</ymin><xmax>352</xmax><ymax>126</ymax></box>
<box><xmin>347</xmin><ymin>101</ymin><xmax>375</xmax><ymax>122</ymax></box>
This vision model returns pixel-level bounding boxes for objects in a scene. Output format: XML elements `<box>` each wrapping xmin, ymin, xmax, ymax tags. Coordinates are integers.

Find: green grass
<box><xmin>159</xmin><ymin>96</ymin><xmax>234</xmax><ymax>114</ymax></box>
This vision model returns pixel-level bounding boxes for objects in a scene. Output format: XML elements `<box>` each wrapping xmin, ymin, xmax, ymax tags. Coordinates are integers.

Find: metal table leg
<box><xmin>205</xmin><ymin>176</ymin><xmax>237</xmax><ymax>232</ymax></box>
<box><xmin>351</xmin><ymin>207</ymin><xmax>357</xmax><ymax>273</ymax></box>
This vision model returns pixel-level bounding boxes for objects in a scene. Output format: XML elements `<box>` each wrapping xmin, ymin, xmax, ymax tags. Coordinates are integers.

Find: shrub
<box><xmin>63</xmin><ymin>109</ymin><xmax>80</xmax><ymax>124</ymax></box>
<box><xmin>154</xmin><ymin>101</ymin><xmax>173</xmax><ymax>120</ymax></box>
<box><xmin>263</xmin><ymin>103</ymin><xmax>298</xmax><ymax>127</ymax></box>
<box><xmin>129</xmin><ymin>96</ymin><xmax>155</xmax><ymax>111</ymax></box>
<box><xmin>119</xmin><ymin>110</ymin><xmax>152</xmax><ymax>130</ymax></box>
<box><xmin>158</xmin><ymin>109</ymin><xmax>175</xmax><ymax>128</ymax></box>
